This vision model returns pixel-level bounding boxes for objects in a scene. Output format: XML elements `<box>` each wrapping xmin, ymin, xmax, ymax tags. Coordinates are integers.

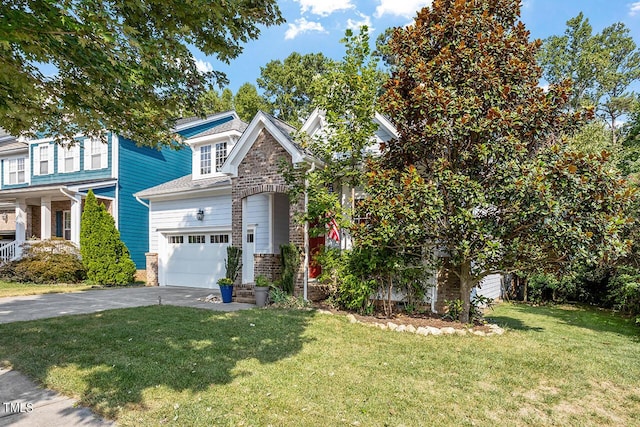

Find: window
<box><xmin>211</xmin><ymin>234</ymin><xmax>229</xmax><ymax>244</ymax></box>
<box><xmin>84</xmin><ymin>138</ymin><xmax>107</xmax><ymax>170</ymax></box>
<box><xmin>63</xmin><ymin>210</ymin><xmax>71</xmax><ymax>240</ymax></box>
<box><xmin>58</xmin><ymin>144</ymin><xmax>79</xmax><ymax>173</ymax></box>
<box><xmin>246</xmin><ymin>232</ymin><xmax>254</xmax><ymax>243</ymax></box>
<box><xmin>200</xmin><ymin>145</ymin><xmax>212</xmax><ymax>175</ymax></box>
<box><xmin>168</xmin><ymin>235</ymin><xmax>184</xmax><ymax>244</ymax></box>
<box><xmin>39</xmin><ymin>145</ymin><xmax>49</xmax><ymax>175</ymax></box>
<box><xmin>188</xmin><ymin>235</ymin><xmax>206</xmax><ymax>244</ymax></box>
<box><xmin>215</xmin><ymin>142</ymin><xmax>227</xmax><ymax>172</ymax></box>
<box><xmin>6</xmin><ymin>158</ymin><xmax>25</xmax><ymax>184</ymax></box>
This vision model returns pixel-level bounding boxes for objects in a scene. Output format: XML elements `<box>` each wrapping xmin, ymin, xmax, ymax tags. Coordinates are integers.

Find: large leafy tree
<box><xmin>257</xmin><ymin>52</ymin><xmax>333</xmax><ymax>126</ymax></box>
<box><xmin>379</xmin><ymin>0</ymin><xmax>634</xmax><ymax>322</ymax></box>
<box><xmin>539</xmin><ymin>13</ymin><xmax>640</xmax><ymax>145</ymax></box>
<box><xmin>234</xmin><ymin>83</ymin><xmax>269</xmax><ymax>122</ymax></box>
<box><xmin>1</xmin><ymin>0</ymin><xmax>283</xmax><ymax>147</ymax></box>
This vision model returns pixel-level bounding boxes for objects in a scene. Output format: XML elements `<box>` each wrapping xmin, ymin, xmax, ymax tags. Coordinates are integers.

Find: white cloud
<box><xmin>630</xmin><ymin>2</ymin><xmax>640</xmax><ymax>16</ymax></box>
<box><xmin>346</xmin><ymin>13</ymin><xmax>373</xmax><ymax>33</ymax></box>
<box><xmin>375</xmin><ymin>0</ymin><xmax>432</xmax><ymax>19</ymax></box>
<box><xmin>296</xmin><ymin>0</ymin><xmax>354</xmax><ymax>16</ymax></box>
<box><xmin>195</xmin><ymin>59</ymin><xmax>213</xmax><ymax>74</ymax></box>
<box><xmin>285</xmin><ymin>18</ymin><xmax>327</xmax><ymax>40</ymax></box>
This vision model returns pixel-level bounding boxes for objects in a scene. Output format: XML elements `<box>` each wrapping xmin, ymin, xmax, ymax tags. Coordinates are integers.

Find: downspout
<box><xmin>303</xmin><ymin>162</ymin><xmax>316</xmax><ymax>301</ymax></box>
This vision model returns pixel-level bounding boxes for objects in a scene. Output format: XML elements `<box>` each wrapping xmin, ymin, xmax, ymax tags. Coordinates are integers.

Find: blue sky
<box><xmin>195</xmin><ymin>0</ymin><xmax>640</xmax><ymax>93</ymax></box>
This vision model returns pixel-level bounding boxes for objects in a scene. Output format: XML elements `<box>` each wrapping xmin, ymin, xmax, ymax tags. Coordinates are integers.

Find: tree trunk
<box><xmin>459</xmin><ymin>260</ymin><xmax>473</xmax><ymax>324</ymax></box>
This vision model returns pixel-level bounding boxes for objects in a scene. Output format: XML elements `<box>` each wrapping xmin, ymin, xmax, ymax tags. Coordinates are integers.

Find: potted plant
<box><xmin>254</xmin><ymin>275</ymin><xmax>271</xmax><ymax>307</ymax></box>
<box><xmin>219</xmin><ymin>246</ymin><xmax>242</xmax><ymax>303</ymax></box>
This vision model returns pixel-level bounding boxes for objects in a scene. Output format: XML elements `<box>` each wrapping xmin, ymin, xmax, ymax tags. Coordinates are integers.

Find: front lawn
<box><xmin>0</xmin><ymin>281</ymin><xmax>94</xmax><ymax>298</ymax></box>
<box><xmin>0</xmin><ymin>303</ymin><xmax>638</xmax><ymax>426</ymax></box>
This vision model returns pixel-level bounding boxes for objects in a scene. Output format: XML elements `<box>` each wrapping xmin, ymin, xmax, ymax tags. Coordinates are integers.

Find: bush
<box><xmin>280</xmin><ymin>243</ymin><xmax>300</xmax><ymax>294</ymax></box>
<box><xmin>526</xmin><ymin>273</ymin><xmax>579</xmax><ymax>304</ymax></box>
<box><xmin>608</xmin><ymin>267</ymin><xmax>640</xmax><ymax>316</ymax></box>
<box><xmin>0</xmin><ymin>239</ymin><xmax>86</xmax><ymax>283</ymax></box>
<box><xmin>80</xmin><ymin>190</ymin><xmax>136</xmax><ymax>285</ymax></box>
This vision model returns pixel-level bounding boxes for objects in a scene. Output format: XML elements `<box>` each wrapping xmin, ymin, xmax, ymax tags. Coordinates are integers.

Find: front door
<box><xmin>242</xmin><ymin>228</ymin><xmax>255</xmax><ymax>284</ymax></box>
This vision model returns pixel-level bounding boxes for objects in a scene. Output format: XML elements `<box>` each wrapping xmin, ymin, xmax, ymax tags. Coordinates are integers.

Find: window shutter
<box><xmin>57</xmin><ymin>145</ymin><xmax>65</xmax><ymax>173</ymax></box>
<box><xmin>47</xmin><ymin>144</ymin><xmax>54</xmax><ymax>173</ymax></box>
<box><xmin>33</xmin><ymin>145</ymin><xmax>40</xmax><ymax>176</ymax></box>
<box><xmin>2</xmin><ymin>159</ymin><xmax>7</xmax><ymax>185</ymax></box>
<box><xmin>73</xmin><ymin>144</ymin><xmax>80</xmax><ymax>171</ymax></box>
<box><xmin>55</xmin><ymin>211</ymin><xmax>63</xmax><ymax>238</ymax></box>
<box><xmin>83</xmin><ymin>139</ymin><xmax>91</xmax><ymax>170</ymax></box>
<box><xmin>101</xmin><ymin>140</ymin><xmax>108</xmax><ymax>169</ymax></box>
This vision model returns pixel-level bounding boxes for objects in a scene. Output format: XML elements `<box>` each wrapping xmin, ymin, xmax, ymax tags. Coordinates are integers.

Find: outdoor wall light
<box><xmin>2</xmin><ymin>212</ymin><xmax>7</xmax><ymax>222</ymax></box>
<box><xmin>196</xmin><ymin>209</ymin><xmax>204</xmax><ymax>221</ymax></box>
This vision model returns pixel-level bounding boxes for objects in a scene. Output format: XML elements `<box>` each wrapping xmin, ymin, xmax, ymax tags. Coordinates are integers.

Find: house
<box><xmin>136</xmin><ymin>109</ymin><xmax>503</xmax><ymax>308</ymax></box>
<box><xmin>0</xmin><ymin>111</ymin><xmax>240</xmax><ymax>269</ymax></box>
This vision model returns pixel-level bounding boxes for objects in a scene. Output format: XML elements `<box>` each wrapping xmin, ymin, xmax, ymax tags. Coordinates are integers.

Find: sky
<box><xmin>195</xmin><ymin>0</ymin><xmax>640</xmax><ymax>94</ymax></box>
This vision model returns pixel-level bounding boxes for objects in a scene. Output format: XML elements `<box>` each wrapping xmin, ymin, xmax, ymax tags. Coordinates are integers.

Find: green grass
<box><xmin>0</xmin><ymin>281</ymin><xmax>94</xmax><ymax>298</ymax></box>
<box><xmin>0</xmin><ymin>303</ymin><xmax>638</xmax><ymax>426</ymax></box>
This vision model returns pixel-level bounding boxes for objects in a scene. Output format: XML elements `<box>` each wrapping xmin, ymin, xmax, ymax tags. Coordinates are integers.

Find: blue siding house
<box><xmin>0</xmin><ymin>111</ymin><xmax>238</xmax><ymax>269</ymax></box>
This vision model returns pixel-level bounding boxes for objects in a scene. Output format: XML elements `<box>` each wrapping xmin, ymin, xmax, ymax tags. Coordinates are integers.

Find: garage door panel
<box><xmin>161</xmin><ymin>233</ymin><xmax>230</xmax><ymax>288</ymax></box>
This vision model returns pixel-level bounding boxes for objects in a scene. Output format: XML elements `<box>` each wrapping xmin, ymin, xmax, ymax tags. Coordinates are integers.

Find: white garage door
<box><xmin>161</xmin><ymin>233</ymin><xmax>230</xmax><ymax>288</ymax></box>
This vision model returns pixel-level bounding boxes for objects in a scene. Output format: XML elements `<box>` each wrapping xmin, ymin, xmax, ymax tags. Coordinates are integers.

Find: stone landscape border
<box><xmin>316</xmin><ymin>310</ymin><xmax>506</xmax><ymax>337</ymax></box>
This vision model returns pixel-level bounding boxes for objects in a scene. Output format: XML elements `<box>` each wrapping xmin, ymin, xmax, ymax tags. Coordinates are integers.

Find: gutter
<box><xmin>135</xmin><ymin>195</ymin><xmax>149</xmax><ymax>209</ymax></box>
<box><xmin>59</xmin><ymin>187</ymin><xmax>81</xmax><ymax>203</ymax></box>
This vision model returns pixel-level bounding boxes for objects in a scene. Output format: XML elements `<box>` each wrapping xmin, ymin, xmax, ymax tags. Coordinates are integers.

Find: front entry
<box><xmin>242</xmin><ymin>228</ymin><xmax>255</xmax><ymax>284</ymax></box>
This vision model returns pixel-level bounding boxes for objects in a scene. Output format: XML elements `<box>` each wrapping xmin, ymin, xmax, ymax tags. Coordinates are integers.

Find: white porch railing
<box><xmin>0</xmin><ymin>240</ymin><xmax>18</xmax><ymax>263</ymax></box>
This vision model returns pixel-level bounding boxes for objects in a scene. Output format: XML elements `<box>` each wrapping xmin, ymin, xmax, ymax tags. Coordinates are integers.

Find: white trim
<box><xmin>373</xmin><ymin>112</ymin><xmax>399</xmax><ymax>140</ymax></box>
<box><xmin>111</xmin><ymin>134</ymin><xmax>119</xmax><ymax>179</ymax></box>
<box><xmin>186</xmin><ymin>129</ymin><xmax>243</xmax><ymax>146</ymax></box>
<box><xmin>268</xmin><ymin>193</ymin><xmax>274</xmax><ymax>254</ymax></box>
<box><xmin>156</xmin><ymin>225</ymin><xmax>232</xmax><ymax>234</ymax></box>
<box><xmin>68</xmin><ymin>179</ymin><xmax>118</xmax><ymax>192</ymax></box>
<box><xmin>220</xmin><ymin>111</ymin><xmax>316</xmax><ymax>177</ymax></box>
<box><xmin>57</xmin><ymin>143</ymin><xmax>80</xmax><ymax>174</ymax></box>
<box><xmin>136</xmin><ymin>183</ymin><xmax>231</xmax><ymax>201</ymax></box>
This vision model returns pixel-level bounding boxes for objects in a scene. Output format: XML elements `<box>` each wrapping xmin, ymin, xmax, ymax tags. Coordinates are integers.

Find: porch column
<box><xmin>40</xmin><ymin>196</ymin><xmax>52</xmax><ymax>240</ymax></box>
<box><xmin>15</xmin><ymin>199</ymin><xmax>26</xmax><ymax>258</ymax></box>
<box><xmin>70</xmin><ymin>195</ymin><xmax>82</xmax><ymax>245</ymax></box>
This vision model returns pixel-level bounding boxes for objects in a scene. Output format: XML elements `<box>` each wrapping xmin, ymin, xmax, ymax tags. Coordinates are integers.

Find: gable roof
<box><xmin>220</xmin><ymin>111</ymin><xmax>319</xmax><ymax>176</ymax></box>
<box><xmin>300</xmin><ymin>108</ymin><xmax>399</xmax><ymax>141</ymax></box>
<box><xmin>189</xmin><ymin>118</ymin><xmax>248</xmax><ymax>139</ymax></box>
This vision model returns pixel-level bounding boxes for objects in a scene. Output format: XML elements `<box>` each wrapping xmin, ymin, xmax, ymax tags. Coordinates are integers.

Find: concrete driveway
<box><xmin>0</xmin><ymin>286</ymin><xmax>254</xmax><ymax>324</ymax></box>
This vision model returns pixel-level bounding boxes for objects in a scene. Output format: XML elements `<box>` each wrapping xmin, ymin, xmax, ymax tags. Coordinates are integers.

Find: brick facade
<box><xmin>231</xmin><ymin>129</ymin><xmax>305</xmax><ymax>298</ymax></box>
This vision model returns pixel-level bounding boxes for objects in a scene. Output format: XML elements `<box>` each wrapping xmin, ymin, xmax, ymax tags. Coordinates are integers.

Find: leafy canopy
<box><xmin>377</xmin><ymin>0</ymin><xmax>634</xmax><ymax>322</ymax></box>
<box><xmin>0</xmin><ymin>0</ymin><xmax>283</xmax><ymax>147</ymax></box>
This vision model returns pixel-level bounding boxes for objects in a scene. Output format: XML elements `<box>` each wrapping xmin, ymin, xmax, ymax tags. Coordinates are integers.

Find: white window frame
<box><xmin>57</xmin><ymin>144</ymin><xmax>80</xmax><ymax>173</ymax></box>
<box><xmin>215</xmin><ymin>142</ymin><xmax>227</xmax><ymax>172</ymax></box>
<box><xmin>4</xmin><ymin>157</ymin><xmax>26</xmax><ymax>185</ymax></box>
<box><xmin>33</xmin><ymin>143</ymin><xmax>54</xmax><ymax>176</ymax></box>
<box><xmin>200</xmin><ymin>145</ymin><xmax>212</xmax><ymax>175</ymax></box>
<box><xmin>63</xmin><ymin>210</ymin><xmax>71</xmax><ymax>240</ymax></box>
<box><xmin>84</xmin><ymin>138</ymin><xmax>108</xmax><ymax>170</ymax></box>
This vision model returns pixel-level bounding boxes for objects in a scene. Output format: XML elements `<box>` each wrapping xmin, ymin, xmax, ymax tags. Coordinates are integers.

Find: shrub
<box><xmin>443</xmin><ymin>294</ymin><xmax>494</xmax><ymax>324</ymax></box>
<box><xmin>224</xmin><ymin>246</ymin><xmax>242</xmax><ymax>281</ymax></box>
<box><xmin>80</xmin><ymin>190</ymin><xmax>136</xmax><ymax>285</ymax></box>
<box><xmin>608</xmin><ymin>267</ymin><xmax>640</xmax><ymax>316</ymax></box>
<box><xmin>280</xmin><ymin>243</ymin><xmax>300</xmax><ymax>294</ymax></box>
<box><xmin>0</xmin><ymin>239</ymin><xmax>86</xmax><ymax>283</ymax></box>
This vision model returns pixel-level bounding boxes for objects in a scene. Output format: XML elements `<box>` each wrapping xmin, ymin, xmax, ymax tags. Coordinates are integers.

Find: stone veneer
<box><xmin>231</xmin><ymin>129</ymin><xmax>305</xmax><ymax>296</ymax></box>
<box><xmin>145</xmin><ymin>252</ymin><xmax>159</xmax><ymax>286</ymax></box>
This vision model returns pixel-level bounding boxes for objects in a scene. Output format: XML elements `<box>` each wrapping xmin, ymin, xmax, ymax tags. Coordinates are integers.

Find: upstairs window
<box><xmin>84</xmin><ymin>138</ymin><xmax>108</xmax><ymax>170</ymax></box>
<box><xmin>58</xmin><ymin>144</ymin><xmax>80</xmax><ymax>173</ymax></box>
<box><xmin>215</xmin><ymin>142</ymin><xmax>227</xmax><ymax>172</ymax></box>
<box><xmin>33</xmin><ymin>143</ymin><xmax>53</xmax><ymax>176</ymax></box>
<box><xmin>200</xmin><ymin>145</ymin><xmax>212</xmax><ymax>175</ymax></box>
<box><xmin>5</xmin><ymin>158</ymin><xmax>25</xmax><ymax>184</ymax></box>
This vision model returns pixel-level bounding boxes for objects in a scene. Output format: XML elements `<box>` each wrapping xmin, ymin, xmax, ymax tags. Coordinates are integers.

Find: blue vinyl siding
<box><xmin>86</xmin><ymin>186</ymin><xmax>116</xmax><ymax>199</ymax></box>
<box><xmin>117</xmin><ymin>139</ymin><xmax>191</xmax><ymax>268</ymax></box>
<box><xmin>118</xmin><ymin>115</ymin><xmax>236</xmax><ymax>268</ymax></box>
<box><xmin>30</xmin><ymin>134</ymin><xmax>113</xmax><ymax>185</ymax></box>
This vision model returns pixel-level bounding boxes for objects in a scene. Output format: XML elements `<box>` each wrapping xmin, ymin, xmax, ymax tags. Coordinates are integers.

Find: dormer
<box><xmin>187</xmin><ymin>117</ymin><xmax>248</xmax><ymax>180</ymax></box>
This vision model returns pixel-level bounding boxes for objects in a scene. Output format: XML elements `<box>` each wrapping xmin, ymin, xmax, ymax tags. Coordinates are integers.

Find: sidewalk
<box><xmin>0</xmin><ymin>368</ymin><xmax>113</xmax><ymax>426</ymax></box>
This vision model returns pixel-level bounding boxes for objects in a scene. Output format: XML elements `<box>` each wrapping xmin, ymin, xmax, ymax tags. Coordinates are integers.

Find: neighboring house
<box><xmin>0</xmin><ymin>111</ymin><xmax>239</xmax><ymax>268</ymax></box>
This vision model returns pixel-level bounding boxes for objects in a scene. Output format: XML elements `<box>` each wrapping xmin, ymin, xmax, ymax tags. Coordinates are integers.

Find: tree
<box><xmin>234</xmin><ymin>83</ymin><xmax>269</xmax><ymax>122</ymax></box>
<box><xmin>200</xmin><ymin>89</ymin><xmax>234</xmax><ymax>115</ymax></box>
<box><xmin>257</xmin><ymin>52</ymin><xmax>333</xmax><ymax>125</ymax></box>
<box><xmin>1</xmin><ymin>0</ymin><xmax>283</xmax><ymax>147</ymax></box>
<box><xmin>80</xmin><ymin>190</ymin><xmax>136</xmax><ymax>285</ymax></box>
<box><xmin>539</xmin><ymin>14</ymin><xmax>640</xmax><ymax>145</ymax></box>
<box><xmin>379</xmin><ymin>0</ymin><xmax>634</xmax><ymax>322</ymax></box>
